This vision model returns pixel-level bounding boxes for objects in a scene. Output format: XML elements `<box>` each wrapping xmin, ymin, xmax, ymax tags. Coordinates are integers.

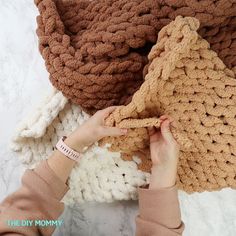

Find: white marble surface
<box><xmin>0</xmin><ymin>1</ymin><xmax>236</xmax><ymax>235</ymax></box>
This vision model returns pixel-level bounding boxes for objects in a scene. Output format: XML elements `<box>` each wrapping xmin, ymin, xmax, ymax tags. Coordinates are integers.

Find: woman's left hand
<box><xmin>65</xmin><ymin>106</ymin><xmax>128</xmax><ymax>152</ymax></box>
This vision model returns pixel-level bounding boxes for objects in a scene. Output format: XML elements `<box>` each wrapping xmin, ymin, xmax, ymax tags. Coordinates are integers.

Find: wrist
<box><xmin>65</xmin><ymin>131</ymin><xmax>90</xmax><ymax>153</ymax></box>
<box><xmin>149</xmin><ymin>165</ymin><xmax>177</xmax><ymax>190</ymax></box>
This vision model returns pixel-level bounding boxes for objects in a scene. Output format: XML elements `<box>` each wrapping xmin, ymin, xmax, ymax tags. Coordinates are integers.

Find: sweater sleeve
<box><xmin>0</xmin><ymin>160</ymin><xmax>69</xmax><ymax>236</ymax></box>
<box><xmin>135</xmin><ymin>185</ymin><xmax>184</xmax><ymax>236</ymax></box>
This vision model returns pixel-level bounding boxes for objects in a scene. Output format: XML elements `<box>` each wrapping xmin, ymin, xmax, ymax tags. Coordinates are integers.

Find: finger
<box><xmin>103</xmin><ymin>106</ymin><xmax>119</xmax><ymax>116</ymax></box>
<box><xmin>96</xmin><ymin>106</ymin><xmax>118</xmax><ymax>117</ymax></box>
<box><xmin>94</xmin><ymin>106</ymin><xmax>119</xmax><ymax>125</ymax></box>
<box><xmin>102</xmin><ymin>127</ymin><xmax>128</xmax><ymax>137</ymax></box>
<box><xmin>147</xmin><ymin>126</ymin><xmax>162</xmax><ymax>142</ymax></box>
<box><xmin>160</xmin><ymin>119</ymin><xmax>175</xmax><ymax>143</ymax></box>
<box><xmin>159</xmin><ymin>115</ymin><xmax>168</xmax><ymax>121</ymax></box>
<box><xmin>150</xmin><ymin>131</ymin><xmax>162</xmax><ymax>143</ymax></box>
<box><xmin>160</xmin><ymin>115</ymin><xmax>174</xmax><ymax>123</ymax></box>
<box><xmin>147</xmin><ymin>126</ymin><xmax>156</xmax><ymax>136</ymax></box>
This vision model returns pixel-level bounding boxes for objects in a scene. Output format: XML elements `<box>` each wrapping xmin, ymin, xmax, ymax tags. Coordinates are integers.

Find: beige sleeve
<box><xmin>0</xmin><ymin>160</ymin><xmax>69</xmax><ymax>236</ymax></box>
<box><xmin>135</xmin><ymin>185</ymin><xmax>185</xmax><ymax>236</ymax></box>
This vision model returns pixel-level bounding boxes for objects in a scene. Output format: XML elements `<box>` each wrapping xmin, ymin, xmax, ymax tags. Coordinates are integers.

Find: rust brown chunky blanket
<box><xmin>35</xmin><ymin>0</ymin><xmax>236</xmax><ymax>112</ymax></box>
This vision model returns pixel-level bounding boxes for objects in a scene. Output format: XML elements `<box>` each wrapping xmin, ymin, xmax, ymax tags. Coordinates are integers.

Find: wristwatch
<box><xmin>55</xmin><ymin>136</ymin><xmax>87</xmax><ymax>162</ymax></box>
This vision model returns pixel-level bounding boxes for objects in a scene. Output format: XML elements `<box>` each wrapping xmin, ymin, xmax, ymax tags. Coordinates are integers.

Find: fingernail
<box><xmin>160</xmin><ymin>116</ymin><xmax>166</xmax><ymax>120</ymax></box>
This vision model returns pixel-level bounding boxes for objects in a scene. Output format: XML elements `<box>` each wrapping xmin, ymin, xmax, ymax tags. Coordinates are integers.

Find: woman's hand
<box><xmin>48</xmin><ymin>106</ymin><xmax>127</xmax><ymax>183</ymax></box>
<box><xmin>148</xmin><ymin>115</ymin><xmax>180</xmax><ymax>190</ymax></box>
<box><xmin>65</xmin><ymin>106</ymin><xmax>128</xmax><ymax>152</ymax></box>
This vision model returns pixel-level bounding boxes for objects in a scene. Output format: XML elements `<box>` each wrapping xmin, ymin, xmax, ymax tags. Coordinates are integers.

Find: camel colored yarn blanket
<box><xmin>101</xmin><ymin>16</ymin><xmax>236</xmax><ymax>193</ymax></box>
<box><xmin>35</xmin><ymin>0</ymin><xmax>236</xmax><ymax>112</ymax></box>
<box><xmin>10</xmin><ymin>87</ymin><xmax>149</xmax><ymax>204</ymax></box>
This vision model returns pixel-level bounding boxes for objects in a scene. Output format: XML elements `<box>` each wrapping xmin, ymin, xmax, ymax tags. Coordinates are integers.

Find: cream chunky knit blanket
<box><xmin>10</xmin><ymin>88</ymin><xmax>149</xmax><ymax>203</ymax></box>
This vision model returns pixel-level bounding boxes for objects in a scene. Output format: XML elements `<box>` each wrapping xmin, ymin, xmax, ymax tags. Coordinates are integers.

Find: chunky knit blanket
<box><xmin>102</xmin><ymin>16</ymin><xmax>236</xmax><ymax>193</ymax></box>
<box><xmin>35</xmin><ymin>0</ymin><xmax>236</xmax><ymax>112</ymax></box>
<box><xmin>12</xmin><ymin>16</ymin><xmax>236</xmax><ymax>203</ymax></box>
<box><xmin>11</xmin><ymin>88</ymin><xmax>149</xmax><ymax>203</ymax></box>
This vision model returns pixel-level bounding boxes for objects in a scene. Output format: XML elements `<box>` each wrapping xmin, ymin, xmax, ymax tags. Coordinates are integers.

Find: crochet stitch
<box><xmin>102</xmin><ymin>16</ymin><xmax>236</xmax><ymax>193</ymax></box>
<box><xmin>34</xmin><ymin>0</ymin><xmax>236</xmax><ymax>112</ymax></box>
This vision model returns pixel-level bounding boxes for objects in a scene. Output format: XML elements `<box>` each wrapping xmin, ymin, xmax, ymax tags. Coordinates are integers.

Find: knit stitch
<box><xmin>101</xmin><ymin>16</ymin><xmax>236</xmax><ymax>193</ymax></box>
<box><xmin>10</xmin><ymin>88</ymin><xmax>149</xmax><ymax>203</ymax></box>
<box><xmin>11</xmin><ymin>15</ymin><xmax>236</xmax><ymax>202</ymax></box>
<box><xmin>34</xmin><ymin>0</ymin><xmax>236</xmax><ymax>112</ymax></box>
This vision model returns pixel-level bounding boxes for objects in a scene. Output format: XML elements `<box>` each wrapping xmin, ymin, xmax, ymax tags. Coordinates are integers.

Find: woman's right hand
<box><xmin>148</xmin><ymin>115</ymin><xmax>180</xmax><ymax>189</ymax></box>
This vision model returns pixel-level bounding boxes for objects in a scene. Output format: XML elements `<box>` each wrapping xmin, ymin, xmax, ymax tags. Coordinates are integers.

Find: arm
<box><xmin>136</xmin><ymin>116</ymin><xmax>185</xmax><ymax>236</ymax></box>
<box><xmin>0</xmin><ymin>106</ymin><xmax>127</xmax><ymax>236</ymax></box>
<box><xmin>0</xmin><ymin>159</ymin><xmax>69</xmax><ymax>236</ymax></box>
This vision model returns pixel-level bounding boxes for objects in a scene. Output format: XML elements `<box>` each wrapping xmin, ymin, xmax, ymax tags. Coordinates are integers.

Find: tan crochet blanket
<box><xmin>35</xmin><ymin>0</ymin><xmax>236</xmax><ymax>112</ymax></box>
<box><xmin>101</xmin><ymin>16</ymin><xmax>236</xmax><ymax>193</ymax></box>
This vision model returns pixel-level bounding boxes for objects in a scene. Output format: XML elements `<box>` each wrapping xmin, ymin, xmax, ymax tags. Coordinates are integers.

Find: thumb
<box><xmin>160</xmin><ymin>119</ymin><xmax>175</xmax><ymax>143</ymax></box>
<box><xmin>102</xmin><ymin>127</ymin><xmax>128</xmax><ymax>137</ymax></box>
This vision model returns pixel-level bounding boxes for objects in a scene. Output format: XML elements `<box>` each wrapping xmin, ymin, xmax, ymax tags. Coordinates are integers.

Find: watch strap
<box><xmin>56</xmin><ymin>136</ymin><xmax>82</xmax><ymax>162</ymax></box>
